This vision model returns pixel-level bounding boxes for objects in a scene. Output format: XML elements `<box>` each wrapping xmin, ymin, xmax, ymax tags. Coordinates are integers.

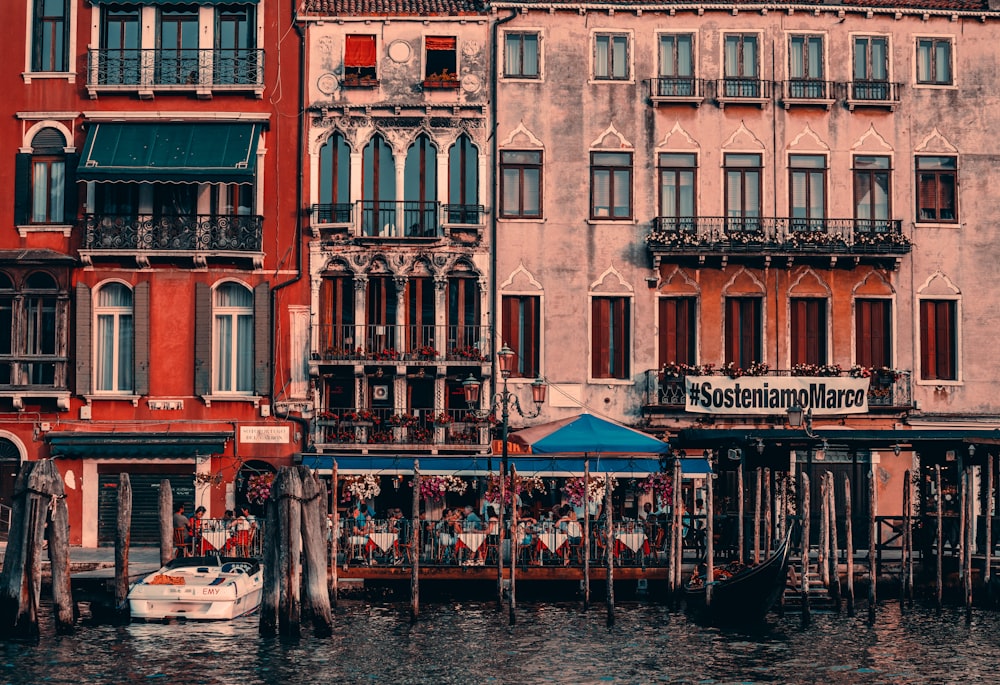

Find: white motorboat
<box><xmin>128</xmin><ymin>555</ymin><xmax>263</xmax><ymax>621</ymax></box>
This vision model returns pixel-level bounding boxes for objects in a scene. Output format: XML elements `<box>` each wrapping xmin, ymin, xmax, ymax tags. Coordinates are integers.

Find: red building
<box><xmin>0</xmin><ymin>0</ymin><xmax>306</xmax><ymax>545</ymax></box>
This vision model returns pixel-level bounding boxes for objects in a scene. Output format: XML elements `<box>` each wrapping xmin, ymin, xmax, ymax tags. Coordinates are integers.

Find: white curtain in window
<box><xmin>593</xmin><ymin>170</ymin><xmax>610</xmax><ymax>216</ymax></box>
<box><xmin>214</xmin><ymin>284</ymin><xmax>253</xmax><ymax>393</ymax></box>
<box><xmin>215</xmin><ymin>314</ymin><xmax>233</xmax><ymax>391</ymax></box>
<box><xmin>790</xmin><ymin>38</ymin><xmax>804</xmax><ymax>78</ymax></box>
<box><xmin>236</xmin><ymin>313</ymin><xmax>253</xmax><ymax>392</ymax></box>
<box><xmin>95</xmin><ymin>284</ymin><xmax>134</xmax><ymax>393</ymax></box>
<box><xmin>917</xmin><ymin>43</ymin><xmax>931</xmax><ymax>81</ymax></box>
<box><xmin>522</xmin><ymin>168</ymin><xmax>539</xmax><ymax>215</ymax></box>
<box><xmin>679</xmin><ymin>171</ymin><xmax>694</xmax><ymax>216</ymax></box>
<box><xmin>659</xmin><ymin>37</ymin><xmax>674</xmax><ymax>77</ymax></box>
<box><xmin>726</xmin><ymin>170</ymin><xmax>742</xmax><ymax>216</ymax></box>
<box><xmin>809</xmin><ymin>173</ymin><xmax>824</xmax><ymax>217</ymax></box>
<box><xmin>724</xmin><ymin>37</ymin><xmax>739</xmax><ymax>77</ymax></box>
<box><xmin>677</xmin><ymin>36</ymin><xmax>692</xmax><ymax>76</ymax></box>
<box><xmin>745</xmin><ymin>172</ymin><xmax>760</xmax><ymax>216</ymax></box>
<box><xmin>660</xmin><ymin>173</ymin><xmax>677</xmax><ymax>216</ymax></box>
<box><xmin>873</xmin><ymin>174</ymin><xmax>889</xmax><ymax>219</ymax></box>
<box><xmin>505</xmin><ymin>35</ymin><xmax>520</xmax><ymax>75</ymax></box>
<box><xmin>871</xmin><ymin>40</ymin><xmax>887</xmax><ymax>80</ymax></box>
<box><xmin>612</xmin><ymin>169</ymin><xmax>630</xmax><ymax>217</ymax></box>
<box><xmin>743</xmin><ymin>38</ymin><xmax>757</xmax><ymax>78</ymax></box>
<box><xmin>522</xmin><ymin>35</ymin><xmax>538</xmax><ymax>76</ymax></box>
<box><xmin>807</xmin><ymin>38</ymin><xmax>822</xmax><ymax>78</ymax></box>
<box><xmin>935</xmin><ymin>42</ymin><xmax>950</xmax><ymax>82</ymax></box>
<box><xmin>595</xmin><ymin>37</ymin><xmax>609</xmax><ymax>77</ymax></box>
<box><xmin>611</xmin><ymin>36</ymin><xmax>627</xmax><ymax>79</ymax></box>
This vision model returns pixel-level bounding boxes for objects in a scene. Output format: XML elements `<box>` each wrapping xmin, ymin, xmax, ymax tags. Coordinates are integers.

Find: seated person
<box><xmin>462</xmin><ymin>505</ymin><xmax>482</xmax><ymax>531</ymax></box>
<box><xmin>557</xmin><ymin>510</ymin><xmax>583</xmax><ymax>564</ymax></box>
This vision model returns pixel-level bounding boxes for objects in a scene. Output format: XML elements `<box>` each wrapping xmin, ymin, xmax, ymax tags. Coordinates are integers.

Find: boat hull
<box><xmin>683</xmin><ymin>531</ymin><xmax>792</xmax><ymax>627</ymax></box>
<box><xmin>128</xmin><ymin>556</ymin><xmax>263</xmax><ymax>621</ymax></box>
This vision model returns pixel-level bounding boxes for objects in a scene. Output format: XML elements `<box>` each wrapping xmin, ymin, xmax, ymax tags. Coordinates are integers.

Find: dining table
<box><xmin>367</xmin><ymin>531</ymin><xmax>398</xmax><ymax>553</ymax></box>
<box><xmin>456</xmin><ymin>532</ymin><xmax>487</xmax><ymax>554</ymax></box>
<box><xmin>614</xmin><ymin>531</ymin><xmax>650</xmax><ymax>557</ymax></box>
<box><xmin>535</xmin><ymin>531</ymin><xmax>568</xmax><ymax>555</ymax></box>
<box><xmin>200</xmin><ymin>528</ymin><xmax>231</xmax><ymax>553</ymax></box>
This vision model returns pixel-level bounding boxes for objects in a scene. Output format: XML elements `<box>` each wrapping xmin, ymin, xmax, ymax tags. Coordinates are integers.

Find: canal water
<box><xmin>3</xmin><ymin>599</ymin><xmax>999</xmax><ymax>684</ymax></box>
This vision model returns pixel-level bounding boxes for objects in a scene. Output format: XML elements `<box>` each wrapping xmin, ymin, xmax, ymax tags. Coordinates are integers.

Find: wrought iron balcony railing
<box><xmin>644</xmin><ymin>368</ymin><xmax>913</xmax><ymax>410</ymax></box>
<box><xmin>87</xmin><ymin>48</ymin><xmax>265</xmax><ymax>91</ymax></box>
<box><xmin>647</xmin><ymin>216</ymin><xmax>910</xmax><ymax>256</ymax></box>
<box><xmin>310</xmin><ymin>201</ymin><xmax>485</xmax><ymax>239</ymax></box>
<box><xmin>313</xmin><ymin>323</ymin><xmax>492</xmax><ymax>364</ymax></box>
<box><xmin>781</xmin><ymin>80</ymin><xmax>836</xmax><ymax>107</ymax></box>
<box><xmin>645</xmin><ymin>77</ymin><xmax>706</xmax><ymax>104</ymax></box>
<box><xmin>847</xmin><ymin>80</ymin><xmax>902</xmax><ymax>109</ymax></box>
<box><xmin>82</xmin><ymin>213</ymin><xmax>263</xmax><ymax>252</ymax></box>
<box><xmin>715</xmin><ymin>78</ymin><xmax>772</xmax><ymax>103</ymax></box>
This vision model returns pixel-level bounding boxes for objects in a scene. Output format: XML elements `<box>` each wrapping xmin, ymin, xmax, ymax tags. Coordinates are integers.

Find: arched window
<box><xmin>213</xmin><ymin>283</ymin><xmax>254</xmax><ymax>393</ymax></box>
<box><xmin>403</xmin><ymin>134</ymin><xmax>438</xmax><ymax>237</ymax></box>
<box><xmin>318</xmin><ymin>131</ymin><xmax>351</xmax><ymax>223</ymax></box>
<box><xmin>95</xmin><ymin>283</ymin><xmax>134</xmax><ymax>393</ymax></box>
<box><xmin>17</xmin><ymin>127</ymin><xmax>72</xmax><ymax>226</ymax></box>
<box><xmin>447</xmin><ymin>134</ymin><xmax>479</xmax><ymax>223</ymax></box>
<box><xmin>24</xmin><ymin>272</ymin><xmax>59</xmax><ymax>385</ymax></box>
<box><xmin>362</xmin><ymin>134</ymin><xmax>395</xmax><ymax>236</ymax></box>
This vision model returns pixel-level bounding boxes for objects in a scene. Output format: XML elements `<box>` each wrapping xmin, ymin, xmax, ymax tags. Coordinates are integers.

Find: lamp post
<box><xmin>462</xmin><ymin>344</ymin><xmax>546</xmax><ymax>620</ymax></box>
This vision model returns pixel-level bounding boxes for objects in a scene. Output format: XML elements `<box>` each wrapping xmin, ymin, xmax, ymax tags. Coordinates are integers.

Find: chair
<box><xmin>173</xmin><ymin>527</ymin><xmax>190</xmax><ymax>558</ymax></box>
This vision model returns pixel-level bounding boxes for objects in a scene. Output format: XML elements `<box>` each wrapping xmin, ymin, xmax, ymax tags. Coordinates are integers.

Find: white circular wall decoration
<box><xmin>461</xmin><ymin>74</ymin><xmax>481</xmax><ymax>93</ymax></box>
<box><xmin>387</xmin><ymin>40</ymin><xmax>412</xmax><ymax>63</ymax></box>
<box><xmin>317</xmin><ymin>73</ymin><xmax>338</xmax><ymax>95</ymax></box>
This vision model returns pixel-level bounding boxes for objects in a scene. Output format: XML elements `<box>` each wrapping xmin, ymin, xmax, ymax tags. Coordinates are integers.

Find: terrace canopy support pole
<box><xmin>986</xmin><ymin>455</ymin><xmax>994</xmax><ymax>599</ymax></box>
<box><xmin>868</xmin><ymin>467</ymin><xmax>877</xmax><ymax>626</ymax></box>
<box><xmin>411</xmin><ymin>461</ymin><xmax>420</xmax><ymax>622</ymax></box>
<box><xmin>158</xmin><ymin>479</ymin><xmax>173</xmax><ymax>567</ymax></box>
<box><xmin>844</xmin><ymin>475</ymin><xmax>855</xmax><ymax>617</ymax></box>
<box><xmin>330</xmin><ymin>461</ymin><xmax>339</xmax><ymax>607</ymax></box>
<box><xmin>114</xmin><ymin>473</ymin><xmax>132</xmax><ymax>623</ymax></box>
<box><xmin>298</xmin><ymin>466</ymin><xmax>332</xmax><ymax>637</ymax></box>
<box><xmin>705</xmin><ymin>471</ymin><xmax>715</xmax><ymax>609</ymax></box>
<box><xmin>509</xmin><ymin>465</ymin><xmax>517</xmax><ymax>627</ymax></box>
<box><xmin>605</xmin><ymin>474</ymin><xmax>614</xmax><ymax>627</ymax></box>
<box><xmin>764</xmin><ymin>468</ymin><xmax>772</xmax><ymax>557</ymax></box>
<box><xmin>673</xmin><ymin>459</ymin><xmax>683</xmax><ymax>607</ymax></box>
<box><xmin>936</xmin><ymin>464</ymin><xmax>943</xmax><ymax>613</ymax></box>
<box><xmin>902</xmin><ymin>469</ymin><xmax>911</xmax><ymax>609</ymax></box>
<box><xmin>965</xmin><ymin>467</ymin><xmax>974</xmax><ymax>625</ymax></box>
<box><xmin>737</xmin><ymin>460</ymin><xmax>745</xmax><ymax>564</ymax></box>
<box><xmin>583</xmin><ymin>459</ymin><xmax>590</xmax><ymax>610</ymax></box>
<box><xmin>754</xmin><ymin>467</ymin><xmax>762</xmax><ymax>564</ymax></box>
<box><xmin>800</xmin><ymin>472</ymin><xmax>811</xmax><ymax>629</ymax></box>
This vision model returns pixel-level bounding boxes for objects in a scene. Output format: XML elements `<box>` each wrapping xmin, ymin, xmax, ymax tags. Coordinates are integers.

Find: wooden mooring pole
<box><xmin>158</xmin><ymin>479</ymin><xmax>173</xmax><ymax>567</ymax></box>
<box><xmin>800</xmin><ymin>472</ymin><xmax>811</xmax><ymax>628</ymax></box>
<box><xmin>705</xmin><ymin>471</ymin><xmax>715</xmax><ymax>609</ymax></box>
<box><xmin>509</xmin><ymin>466</ymin><xmax>518</xmax><ymax>627</ymax></box>
<box><xmin>964</xmin><ymin>467</ymin><xmax>973</xmax><ymax>624</ymax></box>
<box><xmin>298</xmin><ymin>466</ymin><xmax>332</xmax><ymax>636</ymax></box>
<box><xmin>868</xmin><ymin>468</ymin><xmax>877</xmax><ymax>625</ymax></box>
<box><xmin>672</xmin><ymin>459</ymin><xmax>683</xmax><ymax>607</ymax></box>
<box><xmin>754</xmin><ymin>467</ymin><xmax>762</xmax><ymax>565</ymax></box>
<box><xmin>902</xmin><ymin>469</ymin><xmax>912</xmax><ymax>608</ymax></box>
<box><xmin>330</xmin><ymin>461</ymin><xmax>338</xmax><ymax>607</ymax></box>
<box><xmin>497</xmin><ymin>461</ymin><xmax>506</xmax><ymax>611</ymax></box>
<box><xmin>737</xmin><ymin>460</ymin><xmax>745</xmax><ymax>564</ymax></box>
<box><xmin>827</xmin><ymin>472</ymin><xmax>841</xmax><ymax>612</ymax></box>
<box><xmin>986</xmin><ymin>454</ymin><xmax>994</xmax><ymax>596</ymax></box>
<box><xmin>819</xmin><ymin>473</ymin><xmax>829</xmax><ymax>590</ymax></box>
<box><xmin>605</xmin><ymin>474</ymin><xmax>614</xmax><ymax>627</ymax></box>
<box><xmin>844</xmin><ymin>475</ymin><xmax>855</xmax><ymax>617</ymax></box>
<box><xmin>259</xmin><ymin>467</ymin><xmax>304</xmax><ymax>637</ymax></box>
<box><xmin>0</xmin><ymin>459</ymin><xmax>73</xmax><ymax>640</ymax></box>
<box><xmin>764</xmin><ymin>468</ymin><xmax>772</xmax><ymax>557</ymax></box>
<box><xmin>114</xmin><ymin>473</ymin><xmax>132</xmax><ymax>622</ymax></box>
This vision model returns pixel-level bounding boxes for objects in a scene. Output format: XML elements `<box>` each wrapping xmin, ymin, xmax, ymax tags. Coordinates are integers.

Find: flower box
<box><xmin>341</xmin><ymin>76</ymin><xmax>380</xmax><ymax>88</ymax></box>
<box><xmin>422</xmin><ymin>78</ymin><xmax>461</xmax><ymax>90</ymax></box>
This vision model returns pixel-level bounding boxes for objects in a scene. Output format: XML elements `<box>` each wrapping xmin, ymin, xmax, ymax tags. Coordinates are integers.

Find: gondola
<box><xmin>683</xmin><ymin>528</ymin><xmax>793</xmax><ymax>627</ymax></box>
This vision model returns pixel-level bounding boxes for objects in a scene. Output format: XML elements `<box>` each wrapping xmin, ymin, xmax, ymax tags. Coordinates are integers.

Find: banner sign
<box><xmin>684</xmin><ymin>376</ymin><xmax>869</xmax><ymax>415</ymax></box>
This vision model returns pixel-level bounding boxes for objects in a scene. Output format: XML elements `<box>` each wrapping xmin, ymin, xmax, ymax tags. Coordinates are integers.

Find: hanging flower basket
<box><xmin>246</xmin><ymin>473</ymin><xmax>275</xmax><ymax>505</ymax></box>
<box><xmin>416</xmin><ymin>475</ymin><xmax>467</xmax><ymax>502</ymax></box>
<box><xmin>341</xmin><ymin>474</ymin><xmax>381</xmax><ymax>503</ymax></box>
<box><xmin>561</xmin><ymin>475</ymin><xmax>618</xmax><ymax>507</ymax></box>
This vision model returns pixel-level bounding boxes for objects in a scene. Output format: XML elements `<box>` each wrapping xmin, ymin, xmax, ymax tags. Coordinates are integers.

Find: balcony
<box><xmin>312</xmin><ymin>324</ymin><xmax>492</xmax><ymax>366</ymax></box>
<box><xmin>80</xmin><ymin>213</ymin><xmax>264</xmax><ymax>268</ymax></box>
<box><xmin>846</xmin><ymin>81</ymin><xmax>902</xmax><ymax>111</ymax></box>
<box><xmin>780</xmin><ymin>80</ymin><xmax>836</xmax><ymax>109</ymax></box>
<box><xmin>645</xmin><ymin>77</ymin><xmax>705</xmax><ymax>107</ymax></box>
<box><xmin>86</xmin><ymin>48</ymin><xmax>265</xmax><ymax>99</ymax></box>
<box><xmin>643</xmin><ymin>368</ymin><xmax>913</xmax><ymax>411</ymax></box>
<box><xmin>715</xmin><ymin>78</ymin><xmax>771</xmax><ymax>108</ymax></box>
<box><xmin>0</xmin><ymin>356</ymin><xmax>70</xmax><ymax>411</ymax></box>
<box><xmin>311</xmin><ymin>201</ymin><xmax>485</xmax><ymax>243</ymax></box>
<box><xmin>646</xmin><ymin>216</ymin><xmax>910</xmax><ymax>268</ymax></box>
<box><xmin>313</xmin><ymin>407</ymin><xmax>490</xmax><ymax>451</ymax></box>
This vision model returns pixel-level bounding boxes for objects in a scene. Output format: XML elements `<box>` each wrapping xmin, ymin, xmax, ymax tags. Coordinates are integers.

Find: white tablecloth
<box><xmin>368</xmin><ymin>532</ymin><xmax>397</xmax><ymax>552</ymax></box>
<box><xmin>536</xmin><ymin>532</ymin><xmax>567</xmax><ymax>553</ymax></box>
<box><xmin>201</xmin><ymin>529</ymin><xmax>230</xmax><ymax>552</ymax></box>
<box><xmin>457</xmin><ymin>532</ymin><xmax>486</xmax><ymax>552</ymax></box>
<box><xmin>615</xmin><ymin>532</ymin><xmax>648</xmax><ymax>553</ymax></box>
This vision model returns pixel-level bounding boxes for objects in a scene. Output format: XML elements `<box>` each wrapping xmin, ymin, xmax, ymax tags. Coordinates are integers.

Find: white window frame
<box><xmin>212</xmin><ymin>281</ymin><xmax>254</xmax><ymax>395</ymax></box>
<box><xmin>590</xmin><ymin>30</ymin><xmax>634</xmax><ymax>84</ymax></box>
<box><xmin>913</xmin><ymin>34</ymin><xmax>956</xmax><ymax>89</ymax></box>
<box><xmin>93</xmin><ymin>281</ymin><xmax>134</xmax><ymax>395</ymax></box>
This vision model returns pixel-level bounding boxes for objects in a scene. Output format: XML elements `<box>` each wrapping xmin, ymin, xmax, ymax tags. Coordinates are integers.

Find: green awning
<box><xmin>77</xmin><ymin>122</ymin><xmax>262</xmax><ymax>183</ymax></box>
<box><xmin>47</xmin><ymin>431</ymin><xmax>232</xmax><ymax>459</ymax></box>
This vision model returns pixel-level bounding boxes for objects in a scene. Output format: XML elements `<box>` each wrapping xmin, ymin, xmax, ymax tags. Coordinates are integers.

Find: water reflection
<box><xmin>2</xmin><ymin>601</ymin><xmax>1000</xmax><ymax>684</ymax></box>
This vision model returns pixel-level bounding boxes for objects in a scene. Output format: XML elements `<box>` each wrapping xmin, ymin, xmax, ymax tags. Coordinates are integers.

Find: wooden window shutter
<box><xmin>254</xmin><ymin>282</ymin><xmax>271</xmax><ymax>396</ymax></box>
<box><xmin>74</xmin><ymin>282</ymin><xmax>91</xmax><ymax>396</ymax></box>
<box><xmin>613</xmin><ymin>298</ymin><xmax>630</xmax><ymax>378</ymax></box>
<box><xmin>592</xmin><ymin>298</ymin><xmax>609</xmax><ymax>377</ymax></box>
<box><xmin>724</xmin><ymin>297</ymin><xmax>739</xmax><ymax>364</ymax></box>
<box><xmin>523</xmin><ymin>296</ymin><xmax>538</xmax><ymax>377</ymax></box>
<box><xmin>319</xmin><ymin>278</ymin><xmax>333</xmax><ymax>353</ymax></box>
<box><xmin>133</xmin><ymin>281</ymin><xmax>149</xmax><ymax>396</ymax></box>
<box><xmin>14</xmin><ymin>153</ymin><xmax>31</xmax><ymax>226</ymax></box>
<box><xmin>194</xmin><ymin>282</ymin><xmax>211</xmax><ymax>396</ymax></box>
<box><xmin>63</xmin><ymin>153</ymin><xmax>78</xmax><ymax>224</ymax></box>
<box><xmin>856</xmin><ymin>300</ymin><xmax>873</xmax><ymax>368</ymax></box>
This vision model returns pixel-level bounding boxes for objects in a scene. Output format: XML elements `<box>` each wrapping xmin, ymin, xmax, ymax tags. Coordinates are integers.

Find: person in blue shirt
<box><xmin>462</xmin><ymin>505</ymin><xmax>481</xmax><ymax>531</ymax></box>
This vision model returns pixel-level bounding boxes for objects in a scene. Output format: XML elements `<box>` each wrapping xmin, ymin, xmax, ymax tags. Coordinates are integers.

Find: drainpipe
<box><xmin>269</xmin><ymin>9</ymin><xmax>311</xmax><ymax>456</ymax></box>
<box><xmin>490</xmin><ymin>10</ymin><xmax>519</xmax><ymax>386</ymax></box>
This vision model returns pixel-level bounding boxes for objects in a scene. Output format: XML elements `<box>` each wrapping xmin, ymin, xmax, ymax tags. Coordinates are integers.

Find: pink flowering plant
<box><xmin>246</xmin><ymin>472</ymin><xmax>275</xmax><ymax>504</ymax></box>
<box><xmin>417</xmin><ymin>475</ymin><xmax>467</xmax><ymax>502</ymax></box>
<box><xmin>561</xmin><ymin>475</ymin><xmax>618</xmax><ymax>507</ymax></box>
<box><xmin>638</xmin><ymin>473</ymin><xmax>673</xmax><ymax>504</ymax></box>
<box><xmin>340</xmin><ymin>474</ymin><xmax>381</xmax><ymax>503</ymax></box>
<box><xmin>484</xmin><ymin>474</ymin><xmax>547</xmax><ymax>505</ymax></box>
